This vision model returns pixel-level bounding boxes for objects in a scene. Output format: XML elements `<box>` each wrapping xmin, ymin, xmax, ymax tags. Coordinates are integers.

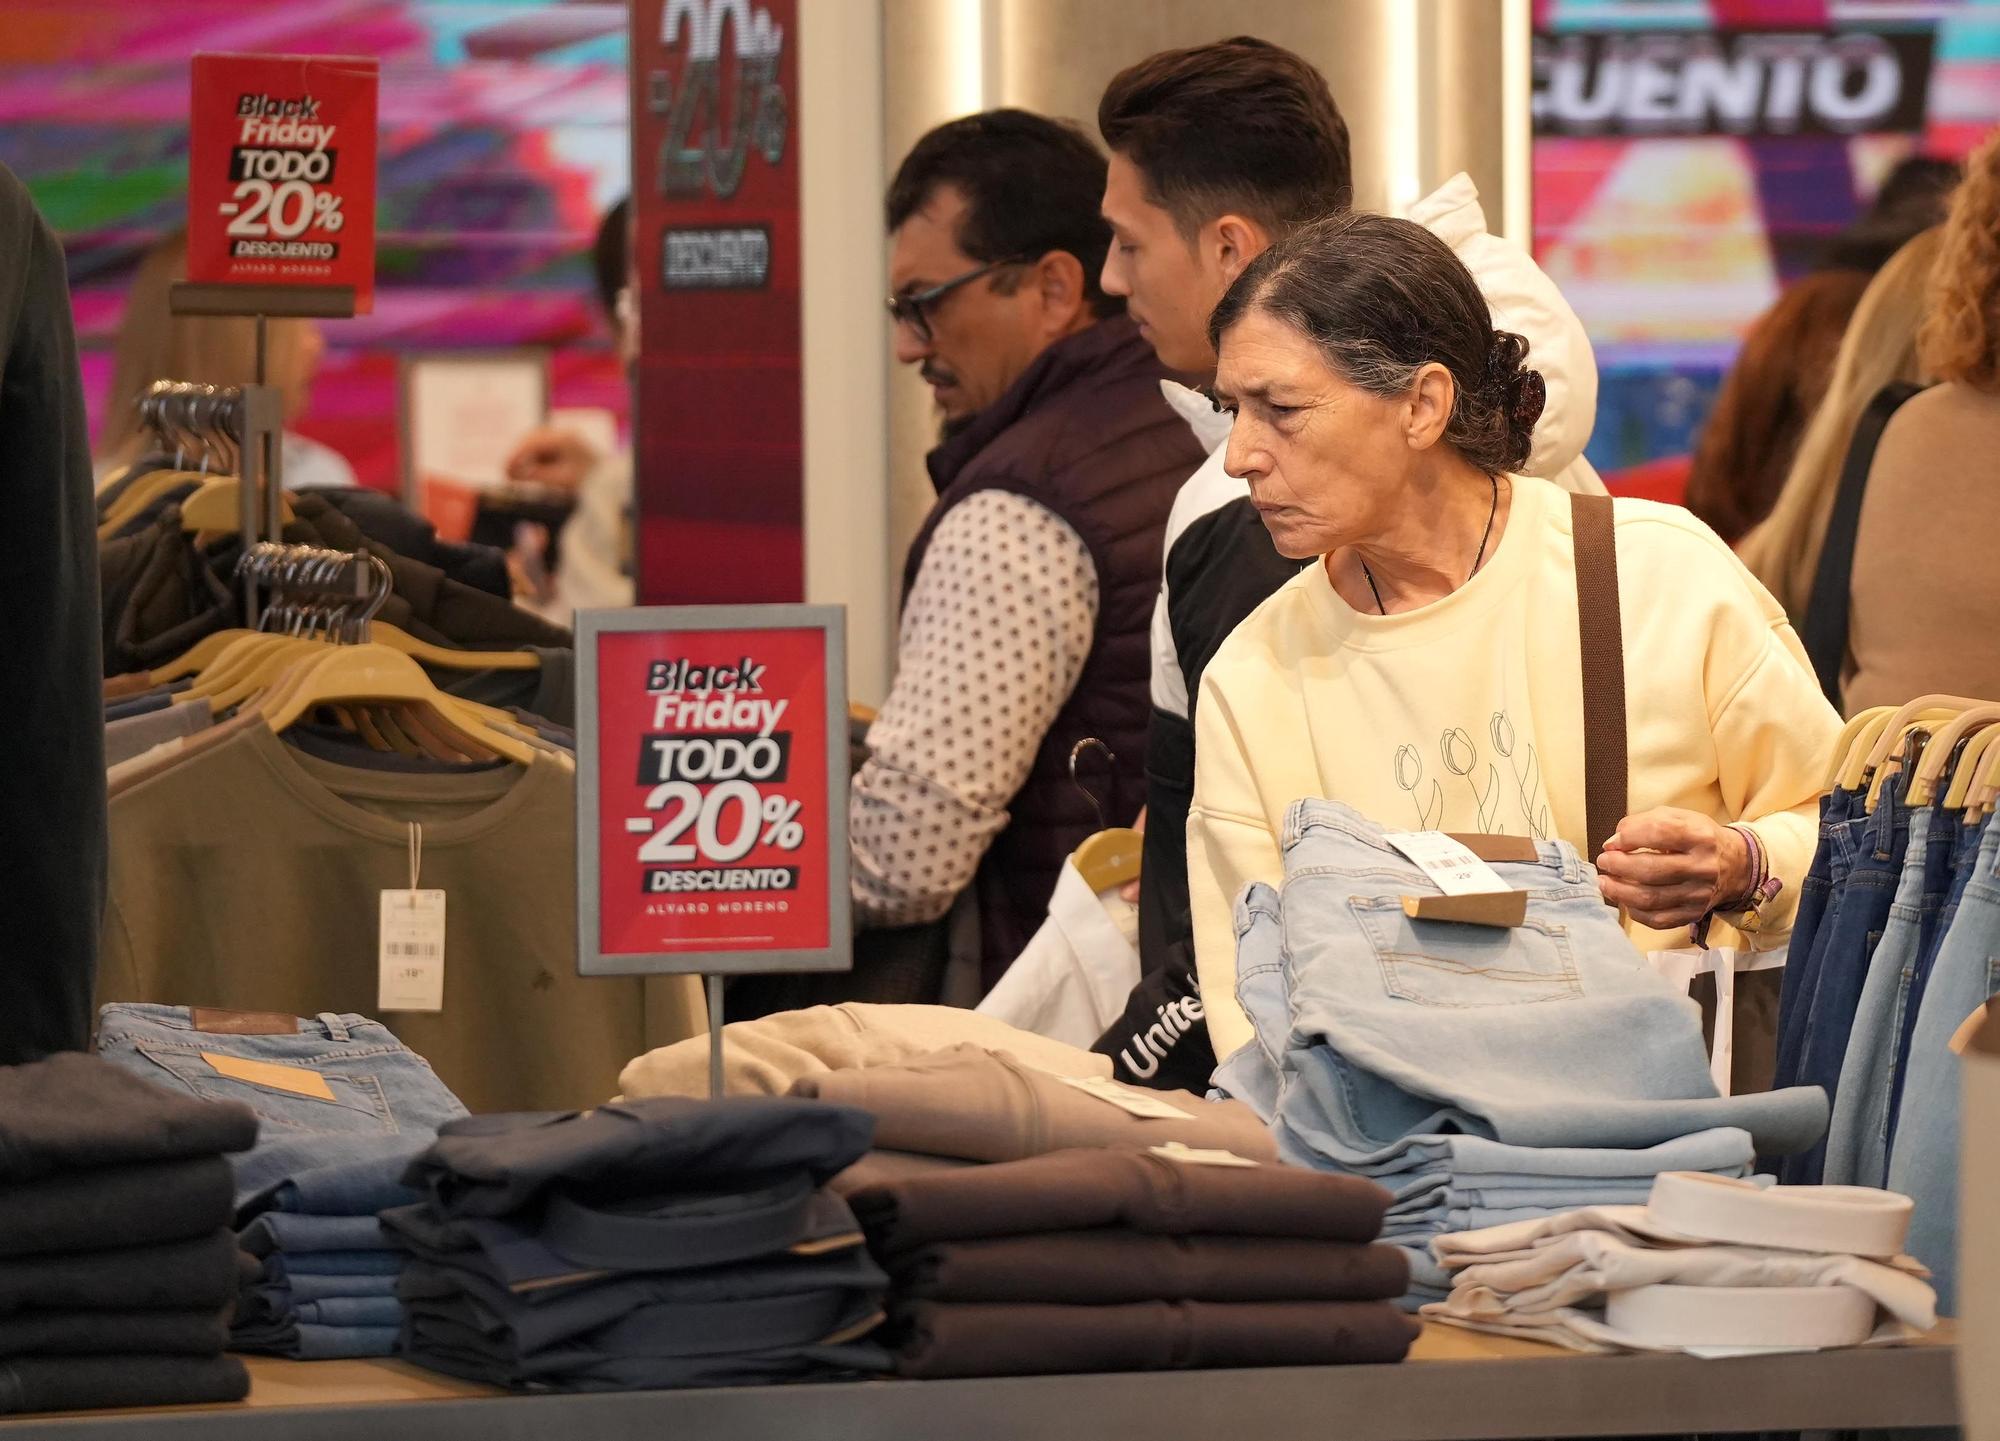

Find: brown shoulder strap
<box><xmin>1570</xmin><ymin>491</ymin><xmax>1627</xmax><ymax>855</ymax></box>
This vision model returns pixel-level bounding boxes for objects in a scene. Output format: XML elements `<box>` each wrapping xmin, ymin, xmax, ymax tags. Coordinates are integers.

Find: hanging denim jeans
<box><xmin>1884</xmin><ymin>810</ymin><xmax>1991</xmax><ymax>1163</ymax></box>
<box><xmin>1825</xmin><ymin>802</ymin><xmax>1959</xmax><ymax>1186</ymax></box>
<box><xmin>1779</xmin><ymin>787</ymin><xmax>1911</xmax><ymax>1183</ymax></box>
<box><xmin>1886</xmin><ymin>811</ymin><xmax>2000</xmax><ymax>1314</ymax></box>
<box><xmin>1773</xmin><ymin>787</ymin><xmax>1864</xmax><ymax>1092</ymax></box>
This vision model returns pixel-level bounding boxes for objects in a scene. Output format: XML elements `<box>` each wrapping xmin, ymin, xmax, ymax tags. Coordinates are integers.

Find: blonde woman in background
<box><xmin>1842</xmin><ymin>128</ymin><xmax>2000</xmax><ymax>713</ymax></box>
<box><xmin>1736</xmin><ymin>225</ymin><xmax>1941</xmax><ymax>627</ymax></box>
<box><xmin>96</xmin><ymin>229</ymin><xmax>352</xmax><ymax>489</ymax></box>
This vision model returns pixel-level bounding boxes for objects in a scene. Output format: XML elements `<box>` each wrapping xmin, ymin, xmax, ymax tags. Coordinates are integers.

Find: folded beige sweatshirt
<box><xmin>790</xmin><ymin>1044</ymin><xmax>1278</xmax><ymax>1165</ymax></box>
<box><xmin>618</xmin><ymin>1002</ymin><xmax>1110</xmax><ymax>1101</ymax></box>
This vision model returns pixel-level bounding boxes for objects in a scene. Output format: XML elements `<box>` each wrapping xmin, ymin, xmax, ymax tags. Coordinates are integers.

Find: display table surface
<box><xmin>0</xmin><ymin>1322</ymin><xmax>1959</xmax><ymax>1440</ymax></box>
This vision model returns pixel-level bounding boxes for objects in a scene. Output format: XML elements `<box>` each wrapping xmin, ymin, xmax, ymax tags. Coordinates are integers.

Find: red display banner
<box><xmin>628</xmin><ymin>0</ymin><xmax>802</xmax><ymax>603</ymax></box>
<box><xmin>577</xmin><ymin>607</ymin><xmax>849</xmax><ymax>975</ymax></box>
<box><xmin>186</xmin><ymin>53</ymin><xmax>379</xmax><ymax>311</ymax></box>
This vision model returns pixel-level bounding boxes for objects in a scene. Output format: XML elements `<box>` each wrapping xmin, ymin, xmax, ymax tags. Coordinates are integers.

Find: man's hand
<box><xmin>504</xmin><ymin>426</ymin><xmax>600</xmax><ymax>494</ymax></box>
<box><xmin>1595</xmin><ymin>807</ymin><xmax>1752</xmax><ymax>930</ymax></box>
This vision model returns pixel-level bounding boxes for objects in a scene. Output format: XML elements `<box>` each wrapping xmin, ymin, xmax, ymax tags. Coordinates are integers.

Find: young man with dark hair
<box><xmin>1091</xmin><ymin>37</ymin><xmax>1606</xmax><ymax>1089</ymax></box>
<box><xmin>846</xmin><ymin>109</ymin><xmax>1202</xmax><ymax>987</ymax></box>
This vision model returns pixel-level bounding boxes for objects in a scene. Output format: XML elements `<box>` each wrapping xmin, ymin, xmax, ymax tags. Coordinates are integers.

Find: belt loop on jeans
<box><xmin>318</xmin><ymin>1013</ymin><xmax>352</xmax><ymax>1043</ymax></box>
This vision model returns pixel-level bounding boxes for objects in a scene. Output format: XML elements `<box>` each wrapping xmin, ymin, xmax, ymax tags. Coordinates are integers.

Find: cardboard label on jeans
<box><xmin>201</xmin><ymin>1052</ymin><xmax>337</xmax><ymax>1102</ymax></box>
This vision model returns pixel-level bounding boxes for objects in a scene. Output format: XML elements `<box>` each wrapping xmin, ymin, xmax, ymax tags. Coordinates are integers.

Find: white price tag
<box><xmin>378</xmin><ymin>890</ymin><xmax>446</xmax><ymax>1013</ymax></box>
<box><xmin>1150</xmin><ymin>1143</ymin><xmax>1261</xmax><ymax>1168</ymax></box>
<box><xmin>1057</xmin><ymin>1074</ymin><xmax>1194</xmax><ymax>1122</ymax></box>
<box><xmin>1383</xmin><ymin>831</ymin><xmax>1511</xmax><ymax>896</ymax></box>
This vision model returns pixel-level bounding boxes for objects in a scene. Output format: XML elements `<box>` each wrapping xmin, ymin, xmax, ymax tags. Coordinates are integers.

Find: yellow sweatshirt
<box><xmin>1188</xmin><ymin>475</ymin><xmax>1841</xmax><ymax>1062</ymax></box>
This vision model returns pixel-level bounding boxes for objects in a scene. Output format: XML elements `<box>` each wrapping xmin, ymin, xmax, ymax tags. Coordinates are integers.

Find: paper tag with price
<box><xmin>1382</xmin><ymin>831</ymin><xmax>1511</xmax><ymax>896</ymax></box>
<box><xmin>378</xmin><ymin>890</ymin><xmax>445</xmax><ymax>1012</ymax></box>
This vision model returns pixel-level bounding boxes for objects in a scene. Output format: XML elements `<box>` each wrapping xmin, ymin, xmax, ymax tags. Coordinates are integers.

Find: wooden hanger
<box><xmin>1866</xmin><ymin>722</ymin><xmax>1935</xmax><ymax>813</ymax></box>
<box><xmin>1946</xmin><ymin>722</ymin><xmax>2000</xmax><ymax>811</ymax></box>
<box><xmin>1965</xmin><ymin>725</ymin><xmax>2000</xmax><ymax>818</ymax></box>
<box><xmin>392</xmin><ymin>702</ymin><xmax>492</xmax><ymax>763</ymax></box>
<box><xmin>365</xmin><ymin>621</ymin><xmax>540</xmax><ymax>672</ymax></box>
<box><xmin>1823</xmin><ymin>706</ymin><xmax>1894</xmax><ymax>791</ymax></box>
<box><xmin>1071</xmin><ymin>827</ymin><xmax>1143</xmax><ymax>894</ymax></box>
<box><xmin>1840</xmin><ymin>700</ymin><xmax>1974</xmax><ymax>792</ymax></box>
<box><xmin>151</xmin><ymin>628</ymin><xmax>258</xmax><ymax>684</ymax></box>
<box><xmin>97</xmin><ymin>469</ymin><xmax>205</xmax><ymax>537</ymax></box>
<box><xmin>178</xmin><ymin>634</ymin><xmax>304</xmax><ymax>704</ymax></box>
<box><xmin>1908</xmin><ymin>706</ymin><xmax>2000</xmax><ymax>808</ymax></box>
<box><xmin>249</xmin><ymin>644</ymin><xmax>539</xmax><ymax>765</ymax></box>
<box><xmin>179</xmin><ymin>477</ymin><xmax>296</xmax><ymax>534</ymax></box>
<box><xmin>1861</xmin><ymin>696</ymin><xmax>1988</xmax><ymax>774</ymax></box>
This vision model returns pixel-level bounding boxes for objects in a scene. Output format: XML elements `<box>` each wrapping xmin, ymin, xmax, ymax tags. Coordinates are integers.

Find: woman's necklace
<box><xmin>1358</xmin><ymin>475</ymin><xmax>1501</xmax><ymax>616</ymax></box>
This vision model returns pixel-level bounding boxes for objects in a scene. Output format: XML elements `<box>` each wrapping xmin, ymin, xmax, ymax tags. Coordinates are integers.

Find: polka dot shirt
<box><xmin>851</xmin><ymin>489</ymin><xmax>1098</xmax><ymax>927</ymax></box>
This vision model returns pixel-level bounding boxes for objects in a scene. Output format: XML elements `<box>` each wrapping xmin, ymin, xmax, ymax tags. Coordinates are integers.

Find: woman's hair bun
<box><xmin>1484</xmin><ymin>331</ymin><xmax>1545</xmax><ymax>469</ymax></box>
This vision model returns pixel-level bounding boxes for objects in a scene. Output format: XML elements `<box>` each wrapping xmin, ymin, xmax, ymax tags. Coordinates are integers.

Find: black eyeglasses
<box><xmin>885</xmin><ymin>256</ymin><xmax>1034</xmax><ymax>343</ymax></box>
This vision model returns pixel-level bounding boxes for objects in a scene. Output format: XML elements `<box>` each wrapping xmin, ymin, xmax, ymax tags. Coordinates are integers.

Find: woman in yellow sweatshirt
<box><xmin>1188</xmin><ymin>211</ymin><xmax>1840</xmax><ymax>1064</ymax></box>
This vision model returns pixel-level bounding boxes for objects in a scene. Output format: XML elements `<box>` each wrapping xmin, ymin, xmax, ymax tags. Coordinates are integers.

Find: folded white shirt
<box><xmin>1438</xmin><ymin>1228</ymin><xmax>1933</xmax><ymax>1323</ymax></box>
<box><xmin>1424</xmin><ymin>1202</ymin><xmax>1936</xmax><ymax>1355</ymax></box>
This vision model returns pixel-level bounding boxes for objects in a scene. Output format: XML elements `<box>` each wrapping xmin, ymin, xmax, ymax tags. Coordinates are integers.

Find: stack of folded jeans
<box><xmin>849</xmin><ymin>1147</ymin><xmax>1418</xmax><ymax>1377</ymax></box>
<box><xmin>789</xmin><ymin>1043</ymin><xmax>1277</xmax><ymax>1190</ymax></box>
<box><xmin>231</xmin><ymin>1146</ymin><xmax>428</xmax><ymax>1359</ymax></box>
<box><xmin>1215</xmin><ymin>801</ymin><xmax>1831</xmax><ymax>1306</ymax></box>
<box><xmin>0</xmin><ymin>1054</ymin><xmax>258</xmax><ymax>1413</ymax></box>
<box><xmin>94</xmin><ymin>1005</ymin><xmax>470</xmax><ymax>1359</ymax></box>
<box><xmin>383</xmin><ymin>1096</ymin><xmax>893</xmax><ymax>1391</ymax></box>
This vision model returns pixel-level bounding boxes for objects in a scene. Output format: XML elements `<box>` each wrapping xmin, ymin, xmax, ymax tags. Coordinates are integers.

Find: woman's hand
<box><xmin>1595</xmin><ymin>808</ymin><xmax>1752</xmax><ymax>930</ymax></box>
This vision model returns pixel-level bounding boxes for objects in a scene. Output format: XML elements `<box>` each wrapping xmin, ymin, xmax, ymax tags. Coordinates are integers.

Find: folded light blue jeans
<box><xmin>1271</xmin><ymin>801</ymin><xmax>1828</xmax><ymax>1165</ymax></box>
<box><xmin>95</xmin><ymin>1005</ymin><xmax>466</xmax><ymax>1207</ymax></box>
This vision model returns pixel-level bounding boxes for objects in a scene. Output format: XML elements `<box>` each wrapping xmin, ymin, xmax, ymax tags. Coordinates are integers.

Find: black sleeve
<box><xmin>1092</xmin><ymin>499</ymin><xmax>1300</xmax><ymax>1091</ymax></box>
<box><xmin>1093</xmin><ymin>709</ymin><xmax>1215</xmax><ymax>1090</ymax></box>
<box><xmin>1166</xmin><ymin>496</ymin><xmax>1304</xmax><ymax>711</ymax></box>
<box><xmin>0</xmin><ymin>163</ymin><xmax>104</xmax><ymax>1062</ymax></box>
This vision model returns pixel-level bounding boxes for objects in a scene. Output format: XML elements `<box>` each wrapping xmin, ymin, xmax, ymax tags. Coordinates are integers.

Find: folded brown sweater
<box><xmin>890</xmin><ymin>1230</ymin><xmax>1409</xmax><ymax>1305</ymax></box>
<box><xmin>849</xmin><ymin>1148</ymin><xmax>1389</xmax><ymax>1253</ymax></box>
<box><xmin>889</xmin><ymin>1300</ymin><xmax>1421</xmax><ymax>1378</ymax></box>
<box><xmin>790</xmin><ymin>1044</ymin><xmax>1276</xmax><ymax>1164</ymax></box>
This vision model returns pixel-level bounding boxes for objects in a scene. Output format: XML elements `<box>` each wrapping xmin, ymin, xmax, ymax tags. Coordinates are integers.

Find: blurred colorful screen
<box><xmin>0</xmin><ymin>0</ymin><xmax>631</xmax><ymax>489</ymax></box>
<box><xmin>1533</xmin><ymin>0</ymin><xmax>2000</xmax><ymax>498</ymax></box>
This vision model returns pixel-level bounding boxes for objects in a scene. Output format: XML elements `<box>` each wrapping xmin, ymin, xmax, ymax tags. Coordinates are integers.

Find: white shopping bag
<box><xmin>1648</xmin><ymin>945</ymin><xmax>1788</xmax><ymax>1096</ymax></box>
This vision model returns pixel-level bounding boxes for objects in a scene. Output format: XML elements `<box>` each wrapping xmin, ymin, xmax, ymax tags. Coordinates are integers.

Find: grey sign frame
<box><xmin>575</xmin><ymin>604</ymin><xmax>851</xmax><ymax>978</ymax></box>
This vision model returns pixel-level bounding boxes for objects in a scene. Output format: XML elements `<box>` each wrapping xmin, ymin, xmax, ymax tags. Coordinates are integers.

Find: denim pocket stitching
<box><xmin>1347</xmin><ymin>897</ymin><xmax>1583</xmax><ymax>1009</ymax></box>
<box><xmin>121</xmin><ymin>1043</ymin><xmax>398</xmax><ymax>1133</ymax></box>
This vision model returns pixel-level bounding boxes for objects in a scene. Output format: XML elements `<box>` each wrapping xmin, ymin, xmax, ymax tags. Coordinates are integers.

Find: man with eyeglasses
<box><xmin>851</xmin><ymin>109</ymin><xmax>1200</xmax><ymax>991</ymax></box>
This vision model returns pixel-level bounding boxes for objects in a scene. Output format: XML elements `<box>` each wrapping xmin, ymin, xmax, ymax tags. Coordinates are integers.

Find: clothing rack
<box><xmin>237</xmin><ymin>541</ymin><xmax>387</xmax><ymax>642</ymax></box>
<box><xmin>142</xmin><ymin>379</ymin><xmax>287</xmax><ymax>622</ymax></box>
<box><xmin>168</xmin><ymin>279</ymin><xmax>348</xmax><ymax>622</ymax></box>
